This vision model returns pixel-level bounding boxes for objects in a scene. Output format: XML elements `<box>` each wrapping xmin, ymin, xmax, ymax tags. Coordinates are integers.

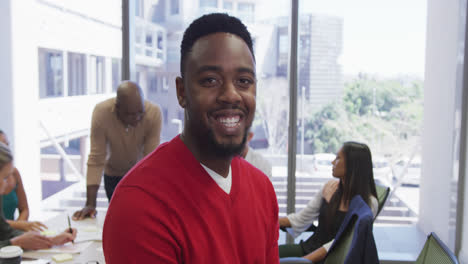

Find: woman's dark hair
<box><xmin>326</xmin><ymin>141</ymin><xmax>377</xmax><ymax>229</ymax></box>
<box><xmin>0</xmin><ymin>142</ymin><xmax>13</xmax><ymax>170</ymax></box>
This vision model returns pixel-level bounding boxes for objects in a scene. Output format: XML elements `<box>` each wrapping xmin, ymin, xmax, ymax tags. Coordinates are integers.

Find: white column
<box><xmin>0</xmin><ymin>1</ymin><xmax>14</xmax><ymax>142</ymax></box>
<box><xmin>10</xmin><ymin>0</ymin><xmax>42</xmax><ymax>217</ymax></box>
<box><xmin>421</xmin><ymin>0</ymin><xmax>459</xmax><ymax>248</ymax></box>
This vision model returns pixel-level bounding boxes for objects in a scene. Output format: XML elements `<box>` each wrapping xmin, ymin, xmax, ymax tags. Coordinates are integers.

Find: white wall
<box><xmin>0</xmin><ymin>1</ymin><xmax>13</xmax><ymax>140</ymax></box>
<box><xmin>10</xmin><ymin>0</ymin><xmax>43</xmax><ymax>216</ymax></box>
<box><xmin>35</xmin><ymin>2</ymin><xmax>121</xmax><ymax>58</ymax></box>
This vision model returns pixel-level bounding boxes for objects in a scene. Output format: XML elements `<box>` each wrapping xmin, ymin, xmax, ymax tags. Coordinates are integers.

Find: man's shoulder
<box><xmin>144</xmin><ymin>100</ymin><xmax>161</xmax><ymax>114</ymax></box>
<box><xmin>92</xmin><ymin>98</ymin><xmax>115</xmax><ymax>121</ymax></box>
<box><xmin>119</xmin><ymin>138</ymin><xmax>193</xmax><ymax>195</ymax></box>
<box><xmin>124</xmin><ymin>138</ymin><xmax>184</xmax><ymax>178</ymax></box>
<box><xmin>121</xmin><ymin>141</ymin><xmax>174</xmax><ymax>181</ymax></box>
<box><xmin>96</xmin><ymin>97</ymin><xmax>115</xmax><ymax>109</ymax></box>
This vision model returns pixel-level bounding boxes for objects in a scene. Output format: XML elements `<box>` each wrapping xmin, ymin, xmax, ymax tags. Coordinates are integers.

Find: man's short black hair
<box><xmin>180</xmin><ymin>13</ymin><xmax>255</xmax><ymax>77</ymax></box>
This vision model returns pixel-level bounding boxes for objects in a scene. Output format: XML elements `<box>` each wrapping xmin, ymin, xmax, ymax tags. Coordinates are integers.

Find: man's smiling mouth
<box><xmin>217</xmin><ymin>115</ymin><xmax>240</xmax><ymax>128</ymax></box>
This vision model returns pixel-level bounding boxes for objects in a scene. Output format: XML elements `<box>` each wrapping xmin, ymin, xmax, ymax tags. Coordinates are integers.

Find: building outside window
<box><xmin>223</xmin><ymin>1</ymin><xmax>233</xmax><ymax>10</ymax></box>
<box><xmin>89</xmin><ymin>55</ymin><xmax>105</xmax><ymax>94</ymax></box>
<box><xmin>200</xmin><ymin>0</ymin><xmax>217</xmax><ymax>8</ymax></box>
<box><xmin>171</xmin><ymin>0</ymin><xmax>180</xmax><ymax>14</ymax></box>
<box><xmin>112</xmin><ymin>58</ymin><xmax>121</xmax><ymax>92</ymax></box>
<box><xmin>237</xmin><ymin>2</ymin><xmax>255</xmax><ymax>23</ymax></box>
<box><xmin>148</xmin><ymin>74</ymin><xmax>158</xmax><ymax>93</ymax></box>
<box><xmin>39</xmin><ymin>48</ymin><xmax>63</xmax><ymax>98</ymax></box>
<box><xmin>135</xmin><ymin>0</ymin><xmax>144</xmax><ymax>17</ymax></box>
<box><xmin>68</xmin><ymin>52</ymin><xmax>87</xmax><ymax>96</ymax></box>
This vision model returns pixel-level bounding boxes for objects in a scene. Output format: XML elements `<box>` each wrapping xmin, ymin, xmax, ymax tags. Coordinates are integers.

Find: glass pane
<box><xmin>134</xmin><ymin>0</ymin><xmax>290</xmax><ymax>145</ymax></box>
<box><xmin>68</xmin><ymin>52</ymin><xmax>87</xmax><ymax>96</ymax></box>
<box><xmin>39</xmin><ymin>48</ymin><xmax>64</xmax><ymax>98</ymax></box>
<box><xmin>32</xmin><ymin>1</ymin><xmax>122</xmax><ymax>202</ymax></box>
<box><xmin>134</xmin><ymin>2</ymin><xmax>291</xmax><ymax>245</ymax></box>
<box><xmin>296</xmin><ymin>0</ymin><xmax>426</xmax><ymax>231</ymax></box>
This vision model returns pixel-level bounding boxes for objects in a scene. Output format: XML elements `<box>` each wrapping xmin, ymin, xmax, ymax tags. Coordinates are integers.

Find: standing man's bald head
<box><xmin>115</xmin><ymin>81</ymin><xmax>146</xmax><ymax>128</ymax></box>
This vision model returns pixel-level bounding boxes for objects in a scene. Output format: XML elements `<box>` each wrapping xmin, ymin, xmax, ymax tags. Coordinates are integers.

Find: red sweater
<box><xmin>103</xmin><ymin>136</ymin><xmax>279</xmax><ymax>263</ymax></box>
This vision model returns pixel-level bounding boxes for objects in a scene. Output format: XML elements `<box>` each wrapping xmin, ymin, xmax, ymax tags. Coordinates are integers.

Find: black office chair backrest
<box><xmin>415</xmin><ymin>232</ymin><xmax>459</xmax><ymax>264</ymax></box>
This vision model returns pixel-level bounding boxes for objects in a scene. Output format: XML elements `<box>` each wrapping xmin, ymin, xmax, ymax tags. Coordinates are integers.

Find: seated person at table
<box><xmin>0</xmin><ymin>142</ymin><xmax>77</xmax><ymax>250</ymax></box>
<box><xmin>0</xmin><ymin>130</ymin><xmax>47</xmax><ymax>232</ymax></box>
<box><xmin>278</xmin><ymin>141</ymin><xmax>378</xmax><ymax>262</ymax></box>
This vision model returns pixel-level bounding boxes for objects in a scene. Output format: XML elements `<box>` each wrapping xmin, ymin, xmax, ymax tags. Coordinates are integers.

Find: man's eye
<box><xmin>200</xmin><ymin>78</ymin><xmax>219</xmax><ymax>86</ymax></box>
<box><xmin>236</xmin><ymin>78</ymin><xmax>254</xmax><ymax>88</ymax></box>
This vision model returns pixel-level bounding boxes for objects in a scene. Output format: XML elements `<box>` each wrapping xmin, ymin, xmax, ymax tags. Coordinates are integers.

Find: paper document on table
<box><xmin>36</xmin><ymin>241</ymin><xmax>92</xmax><ymax>254</ymax></box>
<box><xmin>75</xmin><ymin>225</ymin><xmax>102</xmax><ymax>242</ymax></box>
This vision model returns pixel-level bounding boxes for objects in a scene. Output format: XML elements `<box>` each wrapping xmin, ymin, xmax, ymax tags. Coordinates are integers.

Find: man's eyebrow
<box><xmin>195</xmin><ymin>65</ymin><xmax>256</xmax><ymax>77</ymax></box>
<box><xmin>237</xmin><ymin>67</ymin><xmax>256</xmax><ymax>77</ymax></box>
<box><xmin>195</xmin><ymin>65</ymin><xmax>222</xmax><ymax>75</ymax></box>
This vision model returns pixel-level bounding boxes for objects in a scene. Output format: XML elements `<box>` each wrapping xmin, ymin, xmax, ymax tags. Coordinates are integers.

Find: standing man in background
<box><xmin>73</xmin><ymin>80</ymin><xmax>162</xmax><ymax>220</ymax></box>
<box><xmin>103</xmin><ymin>13</ymin><xmax>279</xmax><ymax>263</ymax></box>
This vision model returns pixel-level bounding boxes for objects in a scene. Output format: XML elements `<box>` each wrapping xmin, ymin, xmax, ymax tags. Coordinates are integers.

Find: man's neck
<box><xmin>179</xmin><ymin>134</ymin><xmax>233</xmax><ymax>178</ymax></box>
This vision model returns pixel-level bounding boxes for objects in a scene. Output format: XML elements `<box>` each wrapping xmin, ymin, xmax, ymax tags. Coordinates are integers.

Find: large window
<box><xmin>132</xmin><ymin>0</ymin><xmax>290</xmax><ymax>145</ymax></box>
<box><xmin>295</xmin><ymin>0</ymin><xmax>426</xmax><ymax>228</ymax></box>
<box><xmin>39</xmin><ymin>48</ymin><xmax>64</xmax><ymax>98</ymax></box>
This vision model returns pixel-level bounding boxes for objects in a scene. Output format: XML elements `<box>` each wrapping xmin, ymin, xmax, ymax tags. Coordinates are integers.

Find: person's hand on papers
<box><xmin>51</xmin><ymin>228</ymin><xmax>78</xmax><ymax>246</ymax></box>
<box><xmin>72</xmin><ymin>205</ymin><xmax>97</xmax><ymax>220</ymax></box>
<box><xmin>13</xmin><ymin>220</ymin><xmax>48</xmax><ymax>232</ymax></box>
<box><xmin>10</xmin><ymin>231</ymin><xmax>53</xmax><ymax>250</ymax></box>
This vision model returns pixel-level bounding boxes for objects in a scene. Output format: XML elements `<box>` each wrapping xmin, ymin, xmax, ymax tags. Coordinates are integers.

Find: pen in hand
<box><xmin>67</xmin><ymin>214</ymin><xmax>75</xmax><ymax>244</ymax></box>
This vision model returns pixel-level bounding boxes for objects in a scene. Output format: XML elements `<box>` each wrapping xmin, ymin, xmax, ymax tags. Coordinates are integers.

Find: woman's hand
<box><xmin>9</xmin><ymin>220</ymin><xmax>47</xmax><ymax>232</ymax></box>
<box><xmin>10</xmin><ymin>231</ymin><xmax>52</xmax><ymax>250</ymax></box>
<box><xmin>51</xmin><ymin>228</ymin><xmax>78</xmax><ymax>246</ymax></box>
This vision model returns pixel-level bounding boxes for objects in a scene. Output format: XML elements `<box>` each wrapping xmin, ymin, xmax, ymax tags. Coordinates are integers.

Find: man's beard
<box><xmin>204</xmin><ymin>128</ymin><xmax>249</xmax><ymax>158</ymax></box>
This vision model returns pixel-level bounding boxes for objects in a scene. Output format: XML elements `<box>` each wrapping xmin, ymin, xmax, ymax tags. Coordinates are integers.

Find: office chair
<box><xmin>280</xmin><ymin>195</ymin><xmax>379</xmax><ymax>264</ymax></box>
<box><xmin>281</xmin><ymin>183</ymin><xmax>390</xmax><ymax>234</ymax></box>
<box><xmin>375</xmin><ymin>183</ymin><xmax>390</xmax><ymax>219</ymax></box>
<box><xmin>415</xmin><ymin>232</ymin><xmax>459</xmax><ymax>264</ymax></box>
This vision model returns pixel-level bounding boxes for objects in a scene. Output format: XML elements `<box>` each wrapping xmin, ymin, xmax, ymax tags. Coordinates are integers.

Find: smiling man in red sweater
<box><xmin>103</xmin><ymin>13</ymin><xmax>279</xmax><ymax>263</ymax></box>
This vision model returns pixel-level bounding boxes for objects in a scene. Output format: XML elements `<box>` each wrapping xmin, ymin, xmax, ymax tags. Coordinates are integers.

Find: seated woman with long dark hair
<box><xmin>279</xmin><ymin>141</ymin><xmax>378</xmax><ymax>262</ymax></box>
<box><xmin>0</xmin><ymin>142</ymin><xmax>77</xmax><ymax>250</ymax></box>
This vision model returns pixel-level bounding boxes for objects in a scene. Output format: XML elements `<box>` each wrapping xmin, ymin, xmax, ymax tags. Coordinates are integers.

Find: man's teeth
<box><xmin>218</xmin><ymin>116</ymin><xmax>240</xmax><ymax>127</ymax></box>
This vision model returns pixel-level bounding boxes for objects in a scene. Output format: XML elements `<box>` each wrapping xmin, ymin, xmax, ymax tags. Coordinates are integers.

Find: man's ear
<box><xmin>175</xmin><ymin>77</ymin><xmax>187</xmax><ymax>108</ymax></box>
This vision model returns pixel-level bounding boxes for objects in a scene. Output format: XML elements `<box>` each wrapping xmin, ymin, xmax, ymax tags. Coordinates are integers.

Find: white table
<box><xmin>22</xmin><ymin>212</ymin><xmax>105</xmax><ymax>264</ymax></box>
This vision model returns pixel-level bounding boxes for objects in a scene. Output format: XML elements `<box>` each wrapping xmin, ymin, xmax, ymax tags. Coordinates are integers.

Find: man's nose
<box><xmin>218</xmin><ymin>81</ymin><xmax>242</xmax><ymax>104</ymax></box>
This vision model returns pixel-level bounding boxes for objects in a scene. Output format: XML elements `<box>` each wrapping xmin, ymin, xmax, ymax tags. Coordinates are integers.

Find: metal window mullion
<box><xmin>122</xmin><ymin>0</ymin><xmax>136</xmax><ymax>81</ymax></box>
<box><xmin>286</xmin><ymin>0</ymin><xmax>299</xmax><ymax>244</ymax></box>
